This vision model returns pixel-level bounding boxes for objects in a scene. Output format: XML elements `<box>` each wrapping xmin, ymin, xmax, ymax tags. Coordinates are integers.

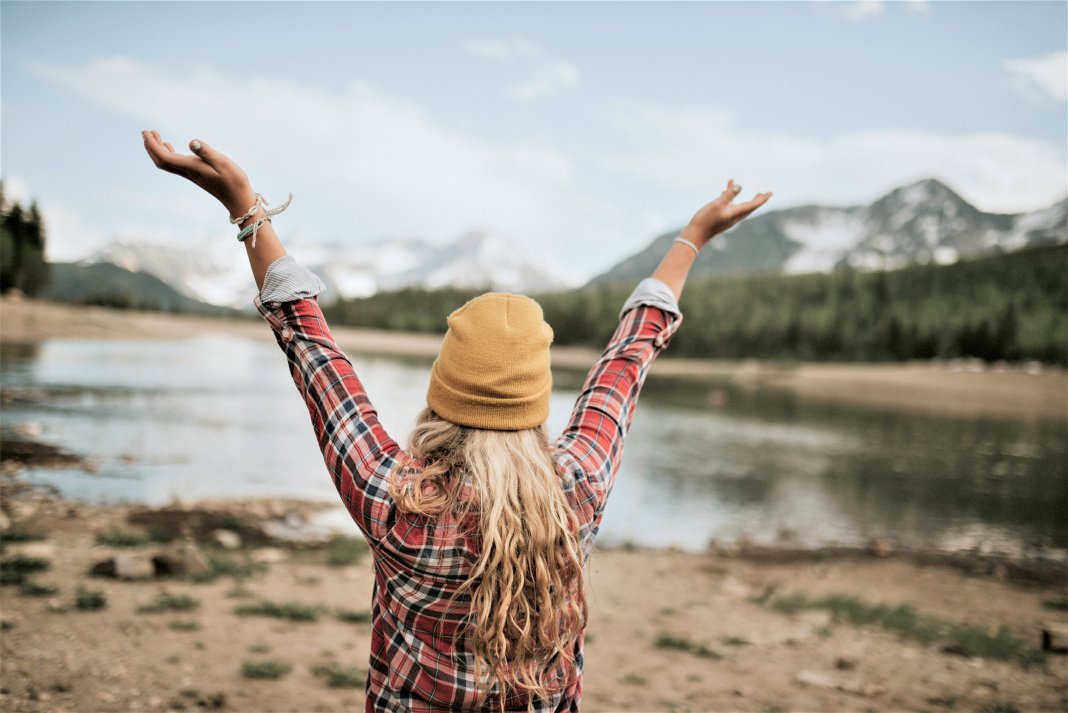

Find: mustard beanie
<box><xmin>426</xmin><ymin>292</ymin><xmax>554</xmax><ymax>431</ymax></box>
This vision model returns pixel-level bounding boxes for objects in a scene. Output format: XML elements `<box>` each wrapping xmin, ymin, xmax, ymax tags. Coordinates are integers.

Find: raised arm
<box><xmin>141</xmin><ymin>131</ymin><xmax>402</xmax><ymax>544</ymax></box>
<box><xmin>553</xmin><ymin>179</ymin><xmax>771</xmax><ymax>522</ymax></box>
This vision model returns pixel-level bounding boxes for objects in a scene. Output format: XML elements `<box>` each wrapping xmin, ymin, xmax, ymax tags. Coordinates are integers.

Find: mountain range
<box><xmin>62</xmin><ymin>178</ymin><xmax>1066</xmax><ymax>310</ymax></box>
<box><xmin>588</xmin><ymin>178</ymin><xmax>1067</xmax><ymax>285</ymax></box>
<box><xmin>77</xmin><ymin>229</ymin><xmax>567</xmax><ymax>310</ymax></box>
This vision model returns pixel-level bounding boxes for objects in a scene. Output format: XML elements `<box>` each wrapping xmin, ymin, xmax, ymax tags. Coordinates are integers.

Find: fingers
<box><xmin>727</xmin><ymin>191</ymin><xmax>773</xmax><ymax>220</ymax></box>
<box><xmin>188</xmin><ymin>138</ymin><xmax>227</xmax><ymax>171</ymax></box>
<box><xmin>142</xmin><ymin>129</ymin><xmax>202</xmax><ymax>175</ymax></box>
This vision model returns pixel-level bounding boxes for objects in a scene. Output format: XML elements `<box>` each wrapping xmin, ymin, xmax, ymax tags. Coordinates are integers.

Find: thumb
<box><xmin>189</xmin><ymin>139</ymin><xmax>223</xmax><ymax>169</ymax></box>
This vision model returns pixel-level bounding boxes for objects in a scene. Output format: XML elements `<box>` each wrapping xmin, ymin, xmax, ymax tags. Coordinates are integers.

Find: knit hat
<box><xmin>426</xmin><ymin>292</ymin><xmax>554</xmax><ymax>430</ymax></box>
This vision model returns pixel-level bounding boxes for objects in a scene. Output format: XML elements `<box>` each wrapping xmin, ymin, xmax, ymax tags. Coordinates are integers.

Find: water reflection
<box><xmin>1</xmin><ymin>336</ymin><xmax>1064</xmax><ymax>557</ymax></box>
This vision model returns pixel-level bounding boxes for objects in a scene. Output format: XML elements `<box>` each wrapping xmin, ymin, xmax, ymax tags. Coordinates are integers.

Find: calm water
<box><xmin>1</xmin><ymin>337</ymin><xmax>1065</xmax><ymax>557</ymax></box>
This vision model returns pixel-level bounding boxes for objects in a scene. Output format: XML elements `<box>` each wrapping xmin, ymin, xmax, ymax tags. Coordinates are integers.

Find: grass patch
<box><xmin>325</xmin><ymin>535</ymin><xmax>369</xmax><ymax>567</ymax></box>
<box><xmin>187</xmin><ymin>553</ymin><xmax>268</xmax><ymax>583</ymax></box>
<box><xmin>310</xmin><ymin>661</ymin><xmax>365</xmax><ymax>688</ymax></box>
<box><xmin>926</xmin><ymin>695</ymin><xmax>957</xmax><ymax>708</ymax></box>
<box><xmin>248</xmin><ymin>644</ymin><xmax>271</xmax><ymax>654</ymax></box>
<box><xmin>241</xmin><ymin>659</ymin><xmax>292</xmax><ymax>680</ymax></box>
<box><xmin>19</xmin><ymin>580</ymin><xmax>58</xmax><ymax>596</ymax></box>
<box><xmin>95</xmin><ymin>529</ymin><xmax>153</xmax><ymax>548</ymax></box>
<box><xmin>621</xmin><ymin>673</ymin><xmax>648</xmax><ymax>686</ymax></box>
<box><xmin>235</xmin><ymin>599</ymin><xmax>322</xmax><ymax>622</ymax></box>
<box><xmin>137</xmin><ymin>592</ymin><xmax>200</xmax><ymax>613</ymax></box>
<box><xmin>978</xmin><ymin>704</ymin><xmax>1020</xmax><ymax>713</ymax></box>
<box><xmin>654</xmin><ymin>634</ymin><xmax>723</xmax><ymax>659</ymax></box>
<box><xmin>335</xmin><ymin>608</ymin><xmax>372</xmax><ymax>624</ymax></box>
<box><xmin>0</xmin><ymin>554</ymin><xmax>51</xmax><ymax>585</ymax></box>
<box><xmin>721</xmin><ymin>636</ymin><xmax>750</xmax><ymax>646</ymax></box>
<box><xmin>75</xmin><ymin>585</ymin><xmax>107</xmax><ymax>611</ymax></box>
<box><xmin>1</xmin><ymin>529</ymin><xmax>47</xmax><ymax>543</ymax></box>
<box><xmin>766</xmin><ymin>591</ymin><xmax>1044</xmax><ymax>666</ymax></box>
<box><xmin>169</xmin><ymin>620</ymin><xmax>201</xmax><ymax>631</ymax></box>
<box><xmin>1041</xmin><ymin>596</ymin><xmax>1068</xmax><ymax>612</ymax></box>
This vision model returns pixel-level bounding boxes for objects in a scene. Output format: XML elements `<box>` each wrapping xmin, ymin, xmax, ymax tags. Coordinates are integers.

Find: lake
<box><xmin>1</xmin><ymin>336</ymin><xmax>1065</xmax><ymax>558</ymax></box>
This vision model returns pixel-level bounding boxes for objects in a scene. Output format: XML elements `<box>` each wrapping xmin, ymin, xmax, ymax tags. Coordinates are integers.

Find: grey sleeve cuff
<box><xmin>258</xmin><ymin>254</ymin><xmax>327</xmax><ymax>304</ymax></box>
<box><xmin>618</xmin><ymin>277</ymin><xmax>681</xmax><ymax>320</ymax></box>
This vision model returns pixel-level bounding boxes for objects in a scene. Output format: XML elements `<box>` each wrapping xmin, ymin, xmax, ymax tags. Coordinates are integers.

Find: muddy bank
<box><xmin>1</xmin><ymin>478</ymin><xmax>1066</xmax><ymax>713</ymax></box>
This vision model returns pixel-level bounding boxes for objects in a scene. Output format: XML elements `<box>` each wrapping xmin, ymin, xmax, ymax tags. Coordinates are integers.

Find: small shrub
<box><xmin>926</xmin><ymin>695</ymin><xmax>957</xmax><ymax>708</ymax></box>
<box><xmin>96</xmin><ymin>529</ymin><xmax>152</xmax><ymax>548</ymax></box>
<box><xmin>653</xmin><ymin>634</ymin><xmax>722</xmax><ymax>659</ymax></box>
<box><xmin>325</xmin><ymin>536</ymin><xmax>369</xmax><ymax>567</ymax></box>
<box><xmin>722</xmin><ymin>636</ymin><xmax>750</xmax><ymax>646</ymax></box>
<box><xmin>169</xmin><ymin>620</ymin><xmax>200</xmax><ymax>631</ymax></box>
<box><xmin>75</xmin><ymin>585</ymin><xmax>107</xmax><ymax>611</ymax></box>
<box><xmin>1</xmin><ymin>529</ymin><xmax>47</xmax><ymax>543</ymax></box>
<box><xmin>978</xmin><ymin>703</ymin><xmax>1020</xmax><ymax>713</ymax></box>
<box><xmin>235</xmin><ymin>600</ymin><xmax>322</xmax><ymax>622</ymax></box>
<box><xmin>335</xmin><ymin>608</ymin><xmax>372</xmax><ymax>624</ymax></box>
<box><xmin>0</xmin><ymin>554</ymin><xmax>51</xmax><ymax>585</ymax></box>
<box><xmin>622</xmin><ymin>673</ymin><xmax>647</xmax><ymax>685</ymax></box>
<box><xmin>19</xmin><ymin>580</ymin><xmax>58</xmax><ymax>596</ymax></box>
<box><xmin>248</xmin><ymin>644</ymin><xmax>271</xmax><ymax>654</ymax></box>
<box><xmin>138</xmin><ymin>592</ymin><xmax>200</xmax><ymax>614</ymax></box>
<box><xmin>310</xmin><ymin>661</ymin><xmax>364</xmax><ymax>688</ymax></box>
<box><xmin>187</xmin><ymin>554</ymin><xmax>267</xmax><ymax>583</ymax></box>
<box><xmin>1041</xmin><ymin>596</ymin><xmax>1068</xmax><ymax>612</ymax></box>
<box><xmin>242</xmin><ymin>659</ymin><xmax>292</xmax><ymax>680</ymax></box>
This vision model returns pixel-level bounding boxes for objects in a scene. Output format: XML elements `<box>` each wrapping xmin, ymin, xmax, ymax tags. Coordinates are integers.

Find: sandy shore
<box><xmin>1</xmin><ymin>476</ymin><xmax>1066</xmax><ymax>713</ymax></box>
<box><xmin>3</xmin><ymin>296</ymin><xmax>1065</xmax><ymax>422</ymax></box>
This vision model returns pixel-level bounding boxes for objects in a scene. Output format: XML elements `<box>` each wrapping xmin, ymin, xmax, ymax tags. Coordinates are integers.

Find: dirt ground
<box><xmin>2</xmin><ymin>295</ymin><xmax>1065</xmax><ymax>422</ymax></box>
<box><xmin>1</xmin><ymin>487</ymin><xmax>1065</xmax><ymax>713</ymax></box>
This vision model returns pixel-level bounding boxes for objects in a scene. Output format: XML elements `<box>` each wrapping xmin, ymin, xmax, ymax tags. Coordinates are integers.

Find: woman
<box><xmin>142</xmin><ymin>130</ymin><xmax>770</xmax><ymax>712</ymax></box>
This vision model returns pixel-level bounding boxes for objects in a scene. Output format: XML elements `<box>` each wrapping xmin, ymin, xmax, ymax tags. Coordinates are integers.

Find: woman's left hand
<box><xmin>141</xmin><ymin>130</ymin><xmax>255</xmax><ymax>218</ymax></box>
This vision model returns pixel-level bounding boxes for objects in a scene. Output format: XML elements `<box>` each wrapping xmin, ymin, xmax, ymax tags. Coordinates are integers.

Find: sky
<box><xmin>1</xmin><ymin>0</ymin><xmax>1065</xmax><ymax>283</ymax></box>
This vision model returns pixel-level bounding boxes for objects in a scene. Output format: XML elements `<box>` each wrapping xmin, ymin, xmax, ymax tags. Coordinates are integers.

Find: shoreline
<box><xmin>1</xmin><ymin>477</ymin><xmax>1066</xmax><ymax>712</ymax></box>
<box><xmin>2</xmin><ymin>296</ymin><xmax>1065</xmax><ymax>421</ymax></box>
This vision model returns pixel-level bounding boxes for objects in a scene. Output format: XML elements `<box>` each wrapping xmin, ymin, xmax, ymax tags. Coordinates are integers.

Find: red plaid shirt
<box><xmin>254</xmin><ymin>263</ymin><xmax>682</xmax><ymax>712</ymax></box>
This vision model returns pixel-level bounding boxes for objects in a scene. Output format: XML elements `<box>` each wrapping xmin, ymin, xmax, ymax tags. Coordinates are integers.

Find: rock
<box><xmin>0</xmin><ymin>510</ymin><xmax>10</xmax><ymax>532</ymax></box>
<box><xmin>719</xmin><ymin>576</ymin><xmax>751</xmax><ymax>599</ymax></box>
<box><xmin>835</xmin><ymin>657</ymin><xmax>856</xmax><ymax>670</ymax></box>
<box><xmin>11</xmin><ymin>541</ymin><xmax>56</xmax><ymax>559</ymax></box>
<box><xmin>795</xmin><ymin>670</ymin><xmax>838</xmax><ymax>688</ymax></box>
<box><xmin>114</xmin><ymin>553</ymin><xmax>155</xmax><ymax>580</ymax></box>
<box><xmin>154</xmin><ymin>541</ymin><xmax>210</xmax><ymax>577</ymax></box>
<box><xmin>212</xmin><ymin>529</ymin><xmax>242</xmax><ymax>550</ymax></box>
<box><xmin>250</xmin><ymin>547</ymin><xmax>286</xmax><ymax>564</ymax></box>
<box><xmin>798</xmin><ymin>610</ymin><xmax>832</xmax><ymax>628</ymax></box>
<box><xmin>46</xmin><ymin>598</ymin><xmax>67</xmax><ymax>613</ymax></box>
<box><xmin>867</xmin><ymin>536</ymin><xmax>894</xmax><ymax>557</ymax></box>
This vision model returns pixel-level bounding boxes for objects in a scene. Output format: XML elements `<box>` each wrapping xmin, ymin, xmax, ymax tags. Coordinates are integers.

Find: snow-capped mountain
<box><xmin>83</xmin><ymin>230</ymin><xmax>569</xmax><ymax>309</ymax></box>
<box><xmin>589</xmin><ymin>178</ymin><xmax>1068</xmax><ymax>285</ymax></box>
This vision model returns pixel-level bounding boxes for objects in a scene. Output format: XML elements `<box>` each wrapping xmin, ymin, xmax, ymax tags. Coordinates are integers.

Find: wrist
<box><xmin>680</xmin><ymin>225</ymin><xmax>710</xmax><ymax>249</ymax></box>
<box><xmin>224</xmin><ymin>187</ymin><xmax>257</xmax><ymax>219</ymax></box>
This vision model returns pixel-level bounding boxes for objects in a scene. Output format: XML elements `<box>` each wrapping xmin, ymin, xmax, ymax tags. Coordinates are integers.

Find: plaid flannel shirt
<box><xmin>254</xmin><ymin>255</ymin><xmax>683</xmax><ymax>712</ymax></box>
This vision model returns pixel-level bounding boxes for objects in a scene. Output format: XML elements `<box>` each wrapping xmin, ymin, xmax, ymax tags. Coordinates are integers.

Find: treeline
<box><xmin>0</xmin><ymin>181</ymin><xmax>51</xmax><ymax>296</ymax></box>
<box><xmin>322</xmin><ymin>243</ymin><xmax>1068</xmax><ymax>364</ymax></box>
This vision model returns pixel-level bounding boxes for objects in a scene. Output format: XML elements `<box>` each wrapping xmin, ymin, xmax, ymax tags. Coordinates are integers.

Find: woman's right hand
<box><xmin>142</xmin><ymin>130</ymin><xmax>256</xmax><ymax>219</ymax></box>
<box><xmin>683</xmin><ymin>179</ymin><xmax>772</xmax><ymax>247</ymax></box>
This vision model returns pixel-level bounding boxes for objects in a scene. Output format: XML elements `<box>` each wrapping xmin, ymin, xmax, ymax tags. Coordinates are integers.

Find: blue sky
<box><xmin>2</xmin><ymin>0</ymin><xmax>1065</xmax><ymax>281</ymax></box>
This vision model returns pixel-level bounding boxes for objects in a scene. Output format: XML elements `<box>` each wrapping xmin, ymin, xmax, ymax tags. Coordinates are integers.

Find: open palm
<box><xmin>141</xmin><ymin>130</ymin><xmax>252</xmax><ymax>215</ymax></box>
<box><xmin>686</xmin><ymin>179</ymin><xmax>772</xmax><ymax>245</ymax></box>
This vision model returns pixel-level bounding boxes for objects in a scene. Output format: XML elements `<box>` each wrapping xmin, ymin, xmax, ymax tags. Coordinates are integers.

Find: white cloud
<box><xmin>816</xmin><ymin>0</ymin><xmax>930</xmax><ymax>22</ymax></box>
<box><xmin>464</xmin><ymin>36</ymin><xmax>580</xmax><ymax>102</ymax></box>
<box><xmin>1003</xmin><ymin>50</ymin><xmax>1068</xmax><ymax>102</ymax></box>
<box><xmin>602</xmin><ymin>103</ymin><xmax>1067</xmax><ymax>214</ymax></box>
<box><xmin>842</xmin><ymin>1</ymin><xmax>884</xmax><ymax>22</ymax></box>
<box><xmin>27</xmin><ymin>56</ymin><xmax>601</xmax><ymax>277</ymax></box>
<box><xmin>903</xmin><ymin>0</ymin><xmax>930</xmax><ymax>14</ymax></box>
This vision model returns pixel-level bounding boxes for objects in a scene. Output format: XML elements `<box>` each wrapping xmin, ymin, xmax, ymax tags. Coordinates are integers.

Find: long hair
<box><xmin>388</xmin><ymin>406</ymin><xmax>588</xmax><ymax>707</ymax></box>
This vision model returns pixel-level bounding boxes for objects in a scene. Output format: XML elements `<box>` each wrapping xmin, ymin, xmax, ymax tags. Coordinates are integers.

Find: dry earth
<box><xmin>0</xmin><ymin>490</ymin><xmax>1065</xmax><ymax>713</ymax></box>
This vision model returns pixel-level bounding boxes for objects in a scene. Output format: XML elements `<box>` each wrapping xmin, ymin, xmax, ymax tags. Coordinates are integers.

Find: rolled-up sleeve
<box><xmin>253</xmin><ymin>255</ymin><xmax>401</xmax><ymax>545</ymax></box>
<box><xmin>553</xmin><ymin>277</ymin><xmax>683</xmax><ymax>530</ymax></box>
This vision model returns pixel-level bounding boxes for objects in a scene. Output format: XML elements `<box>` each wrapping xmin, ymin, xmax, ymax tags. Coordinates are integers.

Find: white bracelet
<box><xmin>230</xmin><ymin>194</ymin><xmax>266</xmax><ymax>225</ymax></box>
<box><xmin>673</xmin><ymin>236</ymin><xmax>701</xmax><ymax>257</ymax></box>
